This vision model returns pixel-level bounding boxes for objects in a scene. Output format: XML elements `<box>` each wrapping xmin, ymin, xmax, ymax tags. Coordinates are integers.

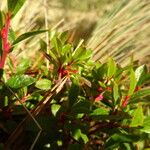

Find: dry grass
<box><xmin>0</xmin><ymin>0</ymin><xmax>149</xmax><ymax>67</ymax></box>
<box><xmin>87</xmin><ymin>0</ymin><xmax>150</xmax><ymax>66</ymax></box>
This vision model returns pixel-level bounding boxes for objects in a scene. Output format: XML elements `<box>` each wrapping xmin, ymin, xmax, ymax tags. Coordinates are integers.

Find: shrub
<box><xmin>0</xmin><ymin>1</ymin><xmax>150</xmax><ymax>150</ymax></box>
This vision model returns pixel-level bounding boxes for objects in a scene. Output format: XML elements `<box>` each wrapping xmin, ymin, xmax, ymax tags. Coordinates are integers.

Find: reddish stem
<box><xmin>0</xmin><ymin>13</ymin><xmax>11</xmax><ymax>69</ymax></box>
<box><xmin>121</xmin><ymin>95</ymin><xmax>130</xmax><ymax>108</ymax></box>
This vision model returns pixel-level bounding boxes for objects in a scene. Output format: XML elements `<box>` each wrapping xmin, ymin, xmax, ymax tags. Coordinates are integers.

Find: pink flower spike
<box><xmin>95</xmin><ymin>93</ymin><xmax>104</xmax><ymax>102</ymax></box>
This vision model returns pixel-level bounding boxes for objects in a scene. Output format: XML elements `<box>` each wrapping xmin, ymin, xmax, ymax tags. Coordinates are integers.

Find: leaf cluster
<box><xmin>0</xmin><ymin>1</ymin><xmax>150</xmax><ymax>150</ymax></box>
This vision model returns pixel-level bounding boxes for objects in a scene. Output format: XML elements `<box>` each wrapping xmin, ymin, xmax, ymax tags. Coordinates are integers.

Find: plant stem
<box><xmin>44</xmin><ymin>0</ymin><xmax>49</xmax><ymax>69</ymax></box>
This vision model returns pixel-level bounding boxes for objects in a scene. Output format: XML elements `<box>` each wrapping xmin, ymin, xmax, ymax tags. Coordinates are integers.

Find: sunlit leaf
<box><xmin>7</xmin><ymin>75</ymin><xmax>35</xmax><ymax>89</ymax></box>
<box><xmin>8</xmin><ymin>28</ymin><xmax>16</xmax><ymax>44</ymax></box>
<box><xmin>58</xmin><ymin>31</ymin><xmax>68</xmax><ymax>44</ymax></box>
<box><xmin>90</xmin><ymin>108</ymin><xmax>109</xmax><ymax>116</ymax></box>
<box><xmin>16</xmin><ymin>58</ymin><xmax>31</xmax><ymax>74</ymax></box>
<box><xmin>62</xmin><ymin>44</ymin><xmax>72</xmax><ymax>55</ymax></box>
<box><xmin>7</xmin><ymin>0</ymin><xmax>26</xmax><ymax>17</ymax></box>
<box><xmin>113</xmin><ymin>81</ymin><xmax>119</xmax><ymax>103</ymax></box>
<box><xmin>135</xmin><ymin>65</ymin><xmax>148</xmax><ymax>86</ymax></box>
<box><xmin>0</xmin><ymin>11</ymin><xmax>4</xmax><ymax>28</ymax></box>
<box><xmin>51</xmin><ymin>104</ymin><xmax>61</xmax><ymax>116</ymax></box>
<box><xmin>128</xmin><ymin>69</ymin><xmax>137</xmax><ymax>96</ymax></box>
<box><xmin>107</xmin><ymin>58</ymin><xmax>116</xmax><ymax>78</ymax></box>
<box><xmin>12</xmin><ymin>30</ymin><xmax>48</xmax><ymax>45</ymax></box>
<box><xmin>130</xmin><ymin>105</ymin><xmax>144</xmax><ymax>127</ymax></box>
<box><xmin>51</xmin><ymin>37</ymin><xmax>62</xmax><ymax>56</ymax></box>
<box><xmin>140</xmin><ymin>116</ymin><xmax>150</xmax><ymax>134</ymax></box>
<box><xmin>72</xmin><ymin>129</ymin><xmax>89</xmax><ymax>144</ymax></box>
<box><xmin>73</xmin><ymin>47</ymin><xmax>86</xmax><ymax>59</ymax></box>
<box><xmin>35</xmin><ymin>79</ymin><xmax>52</xmax><ymax>90</ymax></box>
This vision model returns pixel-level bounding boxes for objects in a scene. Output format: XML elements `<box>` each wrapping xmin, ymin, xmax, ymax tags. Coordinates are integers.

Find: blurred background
<box><xmin>0</xmin><ymin>0</ymin><xmax>150</xmax><ymax>68</ymax></box>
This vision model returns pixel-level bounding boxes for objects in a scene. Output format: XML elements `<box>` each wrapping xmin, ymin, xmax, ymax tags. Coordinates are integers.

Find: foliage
<box><xmin>0</xmin><ymin>1</ymin><xmax>150</xmax><ymax>150</ymax></box>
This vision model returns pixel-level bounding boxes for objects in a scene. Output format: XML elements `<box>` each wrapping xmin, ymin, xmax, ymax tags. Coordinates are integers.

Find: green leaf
<box><xmin>4</xmin><ymin>96</ymin><xmax>8</xmax><ymax>106</ymax></box>
<box><xmin>61</xmin><ymin>45</ymin><xmax>72</xmax><ymax>64</ymax></box>
<box><xmin>105</xmin><ymin>133</ymin><xmax>140</xmax><ymax>149</ymax></box>
<box><xmin>128</xmin><ymin>69</ymin><xmax>137</xmax><ymax>96</ymax></box>
<box><xmin>111</xmin><ymin>133</ymin><xmax>139</xmax><ymax>142</ymax></box>
<box><xmin>79</xmin><ymin>49</ymin><xmax>92</xmax><ymax>60</ymax></box>
<box><xmin>130</xmin><ymin>105</ymin><xmax>144</xmax><ymax>127</ymax></box>
<box><xmin>8</xmin><ymin>28</ymin><xmax>16</xmax><ymax>44</ymax></box>
<box><xmin>130</xmin><ymin>87</ymin><xmax>150</xmax><ymax>104</ymax></box>
<box><xmin>49</xmin><ymin>50</ymin><xmax>59</xmax><ymax>64</ymax></box>
<box><xmin>72</xmin><ymin>46</ymin><xmax>92</xmax><ymax>62</ymax></box>
<box><xmin>140</xmin><ymin>116</ymin><xmax>150</xmax><ymax>134</ymax></box>
<box><xmin>7</xmin><ymin>28</ymin><xmax>16</xmax><ymax>52</ymax></box>
<box><xmin>51</xmin><ymin>37</ymin><xmax>62</xmax><ymax>56</ymax></box>
<box><xmin>7</xmin><ymin>0</ymin><xmax>26</xmax><ymax>17</ymax></box>
<box><xmin>0</xmin><ymin>11</ymin><xmax>4</xmax><ymax>28</ymax></box>
<box><xmin>35</xmin><ymin>79</ymin><xmax>52</xmax><ymax>90</ymax></box>
<box><xmin>72</xmin><ymin>129</ymin><xmax>89</xmax><ymax>144</ymax></box>
<box><xmin>113</xmin><ymin>81</ymin><xmax>119</xmax><ymax>103</ymax></box>
<box><xmin>104</xmin><ymin>133</ymin><xmax>140</xmax><ymax>150</ymax></box>
<box><xmin>115</xmin><ymin>65</ymin><xmax>132</xmax><ymax>77</ymax></box>
<box><xmin>98</xmin><ymin>81</ymin><xmax>106</xmax><ymax>88</ymax></box>
<box><xmin>12</xmin><ymin>30</ymin><xmax>48</xmax><ymax>45</ymax></box>
<box><xmin>16</xmin><ymin>58</ymin><xmax>31</xmax><ymax>74</ymax></box>
<box><xmin>73</xmin><ymin>47</ymin><xmax>86</xmax><ymax>59</ymax></box>
<box><xmin>90</xmin><ymin>108</ymin><xmax>109</xmax><ymax>116</ymax></box>
<box><xmin>7</xmin><ymin>56</ymin><xmax>14</xmax><ymax>72</ymax></box>
<box><xmin>135</xmin><ymin>65</ymin><xmax>148</xmax><ymax>86</ymax></box>
<box><xmin>58</xmin><ymin>31</ymin><xmax>68</xmax><ymax>44</ymax></box>
<box><xmin>62</xmin><ymin>44</ymin><xmax>72</xmax><ymax>55</ymax></box>
<box><xmin>123</xmin><ymin>143</ymin><xmax>133</xmax><ymax>150</ymax></box>
<box><xmin>107</xmin><ymin>58</ymin><xmax>116</xmax><ymax>78</ymax></box>
<box><xmin>7</xmin><ymin>75</ymin><xmax>35</xmax><ymax>89</ymax></box>
<box><xmin>51</xmin><ymin>104</ymin><xmax>61</xmax><ymax>117</ymax></box>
